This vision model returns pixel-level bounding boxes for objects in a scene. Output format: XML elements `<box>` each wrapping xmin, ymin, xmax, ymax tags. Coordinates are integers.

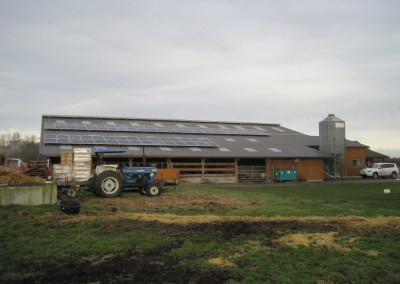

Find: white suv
<box><xmin>360</xmin><ymin>163</ymin><xmax>399</xmax><ymax>179</ymax></box>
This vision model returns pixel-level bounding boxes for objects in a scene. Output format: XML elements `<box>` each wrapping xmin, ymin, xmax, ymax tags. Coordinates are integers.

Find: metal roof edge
<box><xmin>41</xmin><ymin>114</ymin><xmax>281</xmax><ymax>127</ymax></box>
<box><xmin>366</xmin><ymin>148</ymin><xmax>389</xmax><ymax>158</ymax></box>
<box><xmin>345</xmin><ymin>140</ymin><xmax>369</xmax><ymax>148</ymax></box>
<box><xmin>306</xmin><ymin>135</ymin><xmax>369</xmax><ymax>148</ymax></box>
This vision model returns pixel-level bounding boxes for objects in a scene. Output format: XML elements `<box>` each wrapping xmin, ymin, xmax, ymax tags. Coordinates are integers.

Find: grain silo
<box><xmin>319</xmin><ymin>114</ymin><xmax>346</xmax><ymax>177</ymax></box>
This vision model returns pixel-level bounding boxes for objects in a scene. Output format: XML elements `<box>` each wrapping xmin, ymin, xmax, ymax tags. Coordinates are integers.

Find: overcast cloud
<box><xmin>1</xmin><ymin>0</ymin><xmax>399</xmax><ymax>156</ymax></box>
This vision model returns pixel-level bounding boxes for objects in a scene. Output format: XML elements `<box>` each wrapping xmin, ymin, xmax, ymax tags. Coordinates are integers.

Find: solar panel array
<box><xmin>44</xmin><ymin>134</ymin><xmax>220</xmax><ymax>147</ymax></box>
<box><xmin>44</xmin><ymin>122</ymin><xmax>268</xmax><ymax>136</ymax></box>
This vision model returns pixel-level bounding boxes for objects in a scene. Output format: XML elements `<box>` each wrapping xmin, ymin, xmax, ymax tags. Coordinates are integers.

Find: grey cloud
<box><xmin>0</xmin><ymin>0</ymin><xmax>399</xmax><ymax>156</ymax></box>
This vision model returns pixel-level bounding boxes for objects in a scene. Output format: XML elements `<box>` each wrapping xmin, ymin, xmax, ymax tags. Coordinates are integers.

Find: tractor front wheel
<box><xmin>95</xmin><ymin>171</ymin><xmax>124</xmax><ymax>198</ymax></box>
<box><xmin>146</xmin><ymin>183</ymin><xmax>161</xmax><ymax>197</ymax></box>
<box><xmin>139</xmin><ymin>187</ymin><xmax>147</xmax><ymax>195</ymax></box>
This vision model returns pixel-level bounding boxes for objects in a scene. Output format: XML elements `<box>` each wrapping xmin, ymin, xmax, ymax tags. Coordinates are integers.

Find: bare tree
<box><xmin>0</xmin><ymin>132</ymin><xmax>41</xmax><ymax>161</ymax></box>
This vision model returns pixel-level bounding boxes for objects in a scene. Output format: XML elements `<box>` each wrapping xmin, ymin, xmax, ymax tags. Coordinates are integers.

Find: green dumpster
<box><xmin>275</xmin><ymin>169</ymin><xmax>297</xmax><ymax>181</ymax></box>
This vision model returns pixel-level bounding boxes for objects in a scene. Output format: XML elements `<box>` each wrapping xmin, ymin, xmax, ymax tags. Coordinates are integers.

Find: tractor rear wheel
<box><xmin>95</xmin><ymin>171</ymin><xmax>124</xmax><ymax>198</ymax></box>
<box><xmin>146</xmin><ymin>183</ymin><xmax>161</xmax><ymax>197</ymax></box>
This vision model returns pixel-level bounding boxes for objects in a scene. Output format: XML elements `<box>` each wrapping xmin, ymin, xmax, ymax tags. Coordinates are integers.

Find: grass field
<box><xmin>1</xmin><ymin>181</ymin><xmax>399</xmax><ymax>283</ymax></box>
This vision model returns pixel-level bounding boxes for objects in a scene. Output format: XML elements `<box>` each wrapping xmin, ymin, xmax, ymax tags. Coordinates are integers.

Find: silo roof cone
<box><xmin>320</xmin><ymin>114</ymin><xmax>344</xmax><ymax>122</ymax></box>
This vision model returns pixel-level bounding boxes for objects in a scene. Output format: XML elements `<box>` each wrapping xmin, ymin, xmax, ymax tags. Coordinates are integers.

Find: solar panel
<box><xmin>104</xmin><ymin>137</ymin><xmax>118</xmax><ymax>144</ymax></box>
<box><xmin>43</xmin><ymin>134</ymin><xmax>220</xmax><ymax>147</ymax></box>
<box><xmin>69</xmin><ymin>135</ymin><xmax>82</xmax><ymax>144</ymax></box>
<box><xmin>93</xmin><ymin>137</ymin><xmax>106</xmax><ymax>144</ymax></box>
<box><xmin>87</xmin><ymin>124</ymin><xmax>98</xmax><ymax>131</ymax></box>
<box><xmin>44</xmin><ymin>122</ymin><xmax>269</xmax><ymax>136</ymax></box>
<box><xmin>45</xmin><ymin>138</ymin><xmax>57</xmax><ymax>143</ymax></box>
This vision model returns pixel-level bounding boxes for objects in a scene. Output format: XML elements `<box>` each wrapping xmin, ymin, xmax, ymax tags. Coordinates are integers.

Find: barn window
<box><xmin>353</xmin><ymin>159</ymin><xmax>363</xmax><ymax>168</ymax></box>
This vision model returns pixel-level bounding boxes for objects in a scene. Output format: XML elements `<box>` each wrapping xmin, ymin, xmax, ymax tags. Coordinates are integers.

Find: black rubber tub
<box><xmin>60</xmin><ymin>200</ymin><xmax>81</xmax><ymax>215</ymax></box>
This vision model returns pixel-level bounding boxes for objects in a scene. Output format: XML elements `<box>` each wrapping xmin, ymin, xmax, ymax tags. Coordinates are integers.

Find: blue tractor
<box><xmin>92</xmin><ymin>149</ymin><xmax>161</xmax><ymax>198</ymax></box>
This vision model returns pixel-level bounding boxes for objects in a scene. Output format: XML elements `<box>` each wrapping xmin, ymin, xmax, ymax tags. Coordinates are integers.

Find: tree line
<box><xmin>0</xmin><ymin>132</ymin><xmax>41</xmax><ymax>162</ymax></box>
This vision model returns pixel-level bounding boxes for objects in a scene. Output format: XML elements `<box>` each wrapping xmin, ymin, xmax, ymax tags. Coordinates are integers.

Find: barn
<box><xmin>39</xmin><ymin>114</ymin><xmax>369</xmax><ymax>183</ymax></box>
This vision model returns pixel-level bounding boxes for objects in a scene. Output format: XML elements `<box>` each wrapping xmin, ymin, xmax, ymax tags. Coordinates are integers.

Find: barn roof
<box><xmin>366</xmin><ymin>148</ymin><xmax>389</xmax><ymax>159</ymax></box>
<box><xmin>39</xmin><ymin>114</ymin><xmax>348</xmax><ymax>159</ymax></box>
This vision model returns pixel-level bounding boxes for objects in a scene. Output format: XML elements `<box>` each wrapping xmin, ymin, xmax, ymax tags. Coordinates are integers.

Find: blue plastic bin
<box><xmin>275</xmin><ymin>169</ymin><xmax>297</xmax><ymax>181</ymax></box>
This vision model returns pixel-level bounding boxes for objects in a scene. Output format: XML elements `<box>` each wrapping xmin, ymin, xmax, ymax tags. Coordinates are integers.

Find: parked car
<box><xmin>360</xmin><ymin>163</ymin><xmax>399</xmax><ymax>179</ymax></box>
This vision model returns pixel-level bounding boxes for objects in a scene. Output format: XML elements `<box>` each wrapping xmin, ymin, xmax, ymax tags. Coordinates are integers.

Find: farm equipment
<box><xmin>0</xmin><ymin>155</ymin><xmax>51</xmax><ymax>179</ymax></box>
<box><xmin>156</xmin><ymin>168</ymin><xmax>180</xmax><ymax>187</ymax></box>
<box><xmin>91</xmin><ymin>149</ymin><xmax>162</xmax><ymax>198</ymax></box>
<box><xmin>25</xmin><ymin>160</ymin><xmax>52</xmax><ymax>179</ymax></box>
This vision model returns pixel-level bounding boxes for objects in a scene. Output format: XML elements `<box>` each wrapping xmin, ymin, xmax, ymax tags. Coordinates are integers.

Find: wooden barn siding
<box><xmin>345</xmin><ymin>147</ymin><xmax>366</xmax><ymax>176</ymax></box>
<box><xmin>268</xmin><ymin>159</ymin><xmax>324</xmax><ymax>181</ymax></box>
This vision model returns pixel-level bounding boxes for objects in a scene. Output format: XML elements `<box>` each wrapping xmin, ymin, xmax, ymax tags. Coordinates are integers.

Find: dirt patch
<box><xmin>22</xmin><ymin>245</ymin><xmax>241</xmax><ymax>284</ymax></box>
<box><xmin>209</xmin><ymin>257</ymin><xmax>237</xmax><ymax>267</ymax></box>
<box><xmin>275</xmin><ymin>232</ymin><xmax>349</xmax><ymax>251</ymax></box>
<box><xmin>56</xmin><ymin>211</ymin><xmax>400</xmax><ymax>233</ymax></box>
<box><xmin>274</xmin><ymin>231</ymin><xmax>379</xmax><ymax>256</ymax></box>
<box><xmin>83</xmin><ymin>190</ymin><xmax>260</xmax><ymax>211</ymax></box>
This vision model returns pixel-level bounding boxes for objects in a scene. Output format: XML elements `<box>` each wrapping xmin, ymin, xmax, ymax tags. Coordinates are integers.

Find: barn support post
<box><xmin>234</xmin><ymin>159</ymin><xmax>239</xmax><ymax>183</ymax></box>
<box><xmin>142</xmin><ymin>147</ymin><xmax>147</xmax><ymax>166</ymax></box>
<box><xmin>265</xmin><ymin>158</ymin><xmax>270</xmax><ymax>182</ymax></box>
<box><xmin>201</xmin><ymin>159</ymin><xmax>206</xmax><ymax>178</ymax></box>
<box><xmin>167</xmin><ymin>159</ymin><xmax>173</xmax><ymax>169</ymax></box>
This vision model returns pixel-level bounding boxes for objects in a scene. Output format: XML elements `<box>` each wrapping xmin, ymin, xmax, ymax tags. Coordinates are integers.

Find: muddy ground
<box><xmin>82</xmin><ymin>190</ymin><xmax>261</xmax><ymax>212</ymax></box>
<box><xmin>16</xmin><ymin>190</ymin><xmax>400</xmax><ymax>283</ymax></box>
<box><xmin>20</xmin><ymin>216</ymin><xmax>400</xmax><ymax>284</ymax></box>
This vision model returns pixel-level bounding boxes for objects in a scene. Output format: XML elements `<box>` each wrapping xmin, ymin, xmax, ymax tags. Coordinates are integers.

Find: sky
<box><xmin>1</xmin><ymin>0</ymin><xmax>399</xmax><ymax>157</ymax></box>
